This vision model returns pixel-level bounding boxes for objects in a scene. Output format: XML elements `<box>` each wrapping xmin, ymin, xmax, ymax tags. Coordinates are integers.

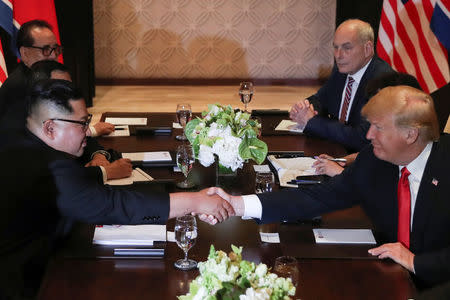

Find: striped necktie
<box><xmin>339</xmin><ymin>76</ymin><xmax>354</xmax><ymax>123</ymax></box>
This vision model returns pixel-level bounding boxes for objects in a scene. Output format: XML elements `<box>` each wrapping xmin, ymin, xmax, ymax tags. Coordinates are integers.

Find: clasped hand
<box><xmin>289</xmin><ymin>99</ymin><xmax>317</xmax><ymax>128</ymax></box>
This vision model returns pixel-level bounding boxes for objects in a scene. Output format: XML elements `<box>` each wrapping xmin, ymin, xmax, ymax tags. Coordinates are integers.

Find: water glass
<box><xmin>239</xmin><ymin>81</ymin><xmax>254</xmax><ymax>112</ymax></box>
<box><xmin>274</xmin><ymin>256</ymin><xmax>299</xmax><ymax>286</ymax></box>
<box><xmin>255</xmin><ymin>171</ymin><xmax>275</xmax><ymax>193</ymax></box>
<box><xmin>176</xmin><ymin>103</ymin><xmax>192</xmax><ymax>141</ymax></box>
<box><xmin>174</xmin><ymin>215</ymin><xmax>198</xmax><ymax>270</ymax></box>
<box><xmin>176</xmin><ymin>144</ymin><xmax>195</xmax><ymax>189</ymax></box>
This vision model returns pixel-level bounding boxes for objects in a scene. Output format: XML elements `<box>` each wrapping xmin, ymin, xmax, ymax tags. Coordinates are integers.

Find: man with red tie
<box><xmin>289</xmin><ymin>19</ymin><xmax>393</xmax><ymax>152</ymax></box>
<box><xmin>216</xmin><ymin>85</ymin><xmax>449</xmax><ymax>288</ymax></box>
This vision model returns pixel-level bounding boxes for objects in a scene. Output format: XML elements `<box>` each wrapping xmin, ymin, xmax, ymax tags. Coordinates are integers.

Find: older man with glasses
<box><xmin>0</xmin><ymin>19</ymin><xmax>127</xmax><ymax>179</ymax></box>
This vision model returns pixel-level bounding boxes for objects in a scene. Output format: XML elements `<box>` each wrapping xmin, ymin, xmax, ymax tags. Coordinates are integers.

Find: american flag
<box><xmin>0</xmin><ymin>39</ymin><xmax>7</xmax><ymax>87</ymax></box>
<box><xmin>377</xmin><ymin>0</ymin><xmax>450</xmax><ymax>93</ymax></box>
<box><xmin>0</xmin><ymin>0</ymin><xmax>61</xmax><ymax>59</ymax></box>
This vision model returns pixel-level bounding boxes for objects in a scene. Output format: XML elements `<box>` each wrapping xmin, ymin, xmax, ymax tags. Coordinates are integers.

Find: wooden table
<box><xmin>38</xmin><ymin>112</ymin><xmax>417</xmax><ymax>299</ymax></box>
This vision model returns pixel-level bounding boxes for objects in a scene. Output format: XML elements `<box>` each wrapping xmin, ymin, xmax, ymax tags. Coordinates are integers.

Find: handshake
<box><xmin>170</xmin><ymin>187</ymin><xmax>244</xmax><ymax>225</ymax></box>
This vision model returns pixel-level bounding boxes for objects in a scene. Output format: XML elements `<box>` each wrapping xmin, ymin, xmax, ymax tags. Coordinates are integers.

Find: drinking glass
<box><xmin>255</xmin><ymin>171</ymin><xmax>275</xmax><ymax>193</ymax></box>
<box><xmin>274</xmin><ymin>256</ymin><xmax>299</xmax><ymax>286</ymax></box>
<box><xmin>176</xmin><ymin>144</ymin><xmax>195</xmax><ymax>189</ymax></box>
<box><xmin>239</xmin><ymin>81</ymin><xmax>254</xmax><ymax>112</ymax></box>
<box><xmin>174</xmin><ymin>214</ymin><xmax>198</xmax><ymax>270</ymax></box>
<box><xmin>176</xmin><ymin>103</ymin><xmax>192</xmax><ymax>141</ymax></box>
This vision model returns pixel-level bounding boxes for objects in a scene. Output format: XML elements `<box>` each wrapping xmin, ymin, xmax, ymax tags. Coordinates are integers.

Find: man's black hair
<box><xmin>30</xmin><ymin>60</ymin><xmax>70</xmax><ymax>83</ymax></box>
<box><xmin>16</xmin><ymin>20</ymin><xmax>53</xmax><ymax>50</ymax></box>
<box><xmin>27</xmin><ymin>79</ymin><xmax>83</xmax><ymax>118</ymax></box>
<box><xmin>366</xmin><ymin>72</ymin><xmax>422</xmax><ymax>99</ymax></box>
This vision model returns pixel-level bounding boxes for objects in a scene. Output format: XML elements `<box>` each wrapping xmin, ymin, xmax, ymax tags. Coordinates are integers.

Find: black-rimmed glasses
<box><xmin>27</xmin><ymin>44</ymin><xmax>63</xmax><ymax>57</ymax></box>
<box><xmin>47</xmin><ymin>114</ymin><xmax>92</xmax><ymax>130</ymax></box>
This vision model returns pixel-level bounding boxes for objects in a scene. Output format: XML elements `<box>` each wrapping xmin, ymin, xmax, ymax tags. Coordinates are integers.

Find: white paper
<box><xmin>105</xmin><ymin>117</ymin><xmax>147</xmax><ymax>125</ymax></box>
<box><xmin>122</xmin><ymin>151</ymin><xmax>172</xmax><ymax>162</ymax></box>
<box><xmin>104</xmin><ymin>125</ymin><xmax>130</xmax><ymax>137</ymax></box>
<box><xmin>93</xmin><ymin>224</ymin><xmax>166</xmax><ymax>246</ymax></box>
<box><xmin>313</xmin><ymin>229</ymin><xmax>376</xmax><ymax>244</ymax></box>
<box><xmin>166</xmin><ymin>231</ymin><xmax>176</xmax><ymax>242</ymax></box>
<box><xmin>172</xmin><ymin>122</ymin><xmax>183</xmax><ymax>129</ymax></box>
<box><xmin>253</xmin><ymin>165</ymin><xmax>271</xmax><ymax>172</ymax></box>
<box><xmin>274</xmin><ymin>120</ymin><xmax>303</xmax><ymax>133</ymax></box>
<box><xmin>260</xmin><ymin>232</ymin><xmax>280</xmax><ymax>243</ymax></box>
<box><xmin>267</xmin><ymin>155</ymin><xmax>316</xmax><ymax>187</ymax></box>
<box><xmin>105</xmin><ymin>168</ymin><xmax>153</xmax><ymax>186</ymax></box>
<box><xmin>173</xmin><ymin>166</ymin><xmax>181</xmax><ymax>172</ymax></box>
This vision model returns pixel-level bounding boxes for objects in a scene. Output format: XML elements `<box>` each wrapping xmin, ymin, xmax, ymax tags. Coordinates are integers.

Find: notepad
<box><xmin>105</xmin><ymin>168</ymin><xmax>153</xmax><ymax>186</ymax></box>
<box><xmin>122</xmin><ymin>151</ymin><xmax>172</xmax><ymax>162</ymax></box>
<box><xmin>93</xmin><ymin>225</ymin><xmax>166</xmax><ymax>246</ymax></box>
<box><xmin>267</xmin><ymin>155</ymin><xmax>316</xmax><ymax>187</ymax></box>
<box><xmin>104</xmin><ymin>125</ymin><xmax>130</xmax><ymax>137</ymax></box>
<box><xmin>105</xmin><ymin>117</ymin><xmax>147</xmax><ymax>125</ymax></box>
<box><xmin>274</xmin><ymin>120</ymin><xmax>303</xmax><ymax>133</ymax></box>
<box><xmin>313</xmin><ymin>229</ymin><xmax>376</xmax><ymax>244</ymax></box>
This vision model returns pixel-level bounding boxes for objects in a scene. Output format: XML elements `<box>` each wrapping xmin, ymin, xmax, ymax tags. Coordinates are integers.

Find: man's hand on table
<box><xmin>369</xmin><ymin>242</ymin><xmax>415</xmax><ymax>273</ymax></box>
<box><xmin>86</xmin><ymin>153</ymin><xmax>110</xmax><ymax>167</ymax></box>
<box><xmin>289</xmin><ymin>99</ymin><xmax>317</xmax><ymax>129</ymax></box>
<box><xmin>103</xmin><ymin>158</ymin><xmax>133</xmax><ymax>180</ymax></box>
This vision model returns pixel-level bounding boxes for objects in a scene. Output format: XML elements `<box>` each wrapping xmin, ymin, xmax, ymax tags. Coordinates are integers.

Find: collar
<box><xmin>399</xmin><ymin>142</ymin><xmax>433</xmax><ymax>180</ymax></box>
<box><xmin>347</xmin><ymin>58</ymin><xmax>372</xmax><ymax>84</ymax></box>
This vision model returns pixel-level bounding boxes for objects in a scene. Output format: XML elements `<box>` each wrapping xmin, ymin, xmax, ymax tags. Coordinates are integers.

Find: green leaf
<box><xmin>238</xmin><ymin>136</ymin><xmax>268</xmax><ymax>164</ymax></box>
<box><xmin>208</xmin><ymin>244</ymin><xmax>216</xmax><ymax>259</ymax></box>
<box><xmin>185</xmin><ymin>118</ymin><xmax>200</xmax><ymax>144</ymax></box>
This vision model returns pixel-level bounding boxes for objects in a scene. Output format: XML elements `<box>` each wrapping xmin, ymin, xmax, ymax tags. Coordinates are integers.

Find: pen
<box><xmin>313</xmin><ymin>156</ymin><xmax>346</xmax><ymax>163</ymax></box>
<box><xmin>114</xmin><ymin>127</ymin><xmax>125</xmax><ymax>130</ymax></box>
<box><xmin>288</xmin><ymin>179</ymin><xmax>321</xmax><ymax>184</ymax></box>
<box><xmin>114</xmin><ymin>248</ymin><xmax>164</xmax><ymax>256</ymax></box>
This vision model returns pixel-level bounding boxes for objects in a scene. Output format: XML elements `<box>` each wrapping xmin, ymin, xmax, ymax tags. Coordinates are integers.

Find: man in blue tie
<box><xmin>289</xmin><ymin>19</ymin><xmax>394</xmax><ymax>151</ymax></box>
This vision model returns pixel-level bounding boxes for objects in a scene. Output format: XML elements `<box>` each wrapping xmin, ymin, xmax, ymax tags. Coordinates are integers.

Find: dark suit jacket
<box><xmin>305</xmin><ymin>56</ymin><xmax>393</xmax><ymax>151</ymax></box>
<box><xmin>258</xmin><ymin>134</ymin><xmax>450</xmax><ymax>287</ymax></box>
<box><xmin>0</xmin><ymin>130</ymin><xmax>170</xmax><ymax>299</ymax></box>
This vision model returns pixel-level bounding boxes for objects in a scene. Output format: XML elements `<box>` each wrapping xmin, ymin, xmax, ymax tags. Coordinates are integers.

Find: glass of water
<box><xmin>176</xmin><ymin>103</ymin><xmax>192</xmax><ymax>141</ymax></box>
<box><xmin>239</xmin><ymin>81</ymin><xmax>254</xmax><ymax>112</ymax></box>
<box><xmin>176</xmin><ymin>144</ymin><xmax>195</xmax><ymax>189</ymax></box>
<box><xmin>255</xmin><ymin>171</ymin><xmax>275</xmax><ymax>193</ymax></box>
<box><xmin>174</xmin><ymin>214</ymin><xmax>198</xmax><ymax>270</ymax></box>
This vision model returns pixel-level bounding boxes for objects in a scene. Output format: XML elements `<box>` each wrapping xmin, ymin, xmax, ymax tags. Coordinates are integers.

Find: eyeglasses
<box><xmin>27</xmin><ymin>44</ymin><xmax>63</xmax><ymax>57</ymax></box>
<box><xmin>46</xmin><ymin>114</ymin><xmax>92</xmax><ymax>130</ymax></box>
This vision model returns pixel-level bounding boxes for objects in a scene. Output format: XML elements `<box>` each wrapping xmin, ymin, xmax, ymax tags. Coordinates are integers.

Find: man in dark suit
<box><xmin>290</xmin><ymin>19</ymin><xmax>393</xmax><ymax>151</ymax></box>
<box><xmin>0</xmin><ymin>20</ymin><xmax>129</xmax><ymax>181</ymax></box>
<box><xmin>0</xmin><ymin>80</ymin><xmax>234</xmax><ymax>299</ymax></box>
<box><xmin>215</xmin><ymin>86</ymin><xmax>449</xmax><ymax>288</ymax></box>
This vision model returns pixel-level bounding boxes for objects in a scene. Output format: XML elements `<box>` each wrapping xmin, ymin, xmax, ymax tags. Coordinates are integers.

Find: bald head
<box><xmin>333</xmin><ymin>19</ymin><xmax>374</xmax><ymax>75</ymax></box>
<box><xmin>362</xmin><ymin>86</ymin><xmax>439</xmax><ymax>143</ymax></box>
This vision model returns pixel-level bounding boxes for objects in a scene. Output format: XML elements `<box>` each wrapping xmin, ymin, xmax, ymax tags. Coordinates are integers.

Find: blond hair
<box><xmin>362</xmin><ymin>86</ymin><xmax>439</xmax><ymax>142</ymax></box>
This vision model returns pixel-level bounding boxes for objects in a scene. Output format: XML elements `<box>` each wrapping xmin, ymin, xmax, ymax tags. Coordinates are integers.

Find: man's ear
<box><xmin>19</xmin><ymin>47</ymin><xmax>30</xmax><ymax>66</ymax></box>
<box><xmin>364</xmin><ymin>40</ymin><xmax>374</xmax><ymax>58</ymax></box>
<box><xmin>404</xmin><ymin>127</ymin><xmax>419</xmax><ymax>145</ymax></box>
<box><xmin>42</xmin><ymin>120</ymin><xmax>56</xmax><ymax>139</ymax></box>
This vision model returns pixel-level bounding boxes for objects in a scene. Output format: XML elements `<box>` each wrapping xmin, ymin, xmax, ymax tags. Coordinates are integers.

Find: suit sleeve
<box><xmin>257</xmin><ymin>163</ymin><xmax>361</xmax><ymax>223</ymax></box>
<box><xmin>304</xmin><ymin>114</ymin><xmax>370</xmax><ymax>151</ymax></box>
<box><xmin>415</xmin><ymin>248</ymin><xmax>450</xmax><ymax>286</ymax></box>
<box><xmin>50</xmin><ymin>158</ymin><xmax>170</xmax><ymax>225</ymax></box>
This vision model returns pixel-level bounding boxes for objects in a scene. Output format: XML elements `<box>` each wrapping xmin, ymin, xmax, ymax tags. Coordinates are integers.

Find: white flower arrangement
<box><xmin>178</xmin><ymin>245</ymin><xmax>296</xmax><ymax>300</ymax></box>
<box><xmin>185</xmin><ymin>104</ymin><xmax>268</xmax><ymax>172</ymax></box>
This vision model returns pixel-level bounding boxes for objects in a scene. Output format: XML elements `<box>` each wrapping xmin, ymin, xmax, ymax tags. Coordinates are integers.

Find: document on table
<box><xmin>274</xmin><ymin>120</ymin><xmax>303</xmax><ymax>133</ymax></box>
<box><xmin>104</xmin><ymin>125</ymin><xmax>130</xmax><ymax>137</ymax></box>
<box><xmin>105</xmin><ymin>168</ymin><xmax>153</xmax><ymax>186</ymax></box>
<box><xmin>93</xmin><ymin>224</ymin><xmax>167</xmax><ymax>246</ymax></box>
<box><xmin>313</xmin><ymin>229</ymin><xmax>376</xmax><ymax>244</ymax></box>
<box><xmin>267</xmin><ymin>155</ymin><xmax>316</xmax><ymax>187</ymax></box>
<box><xmin>122</xmin><ymin>151</ymin><xmax>172</xmax><ymax>162</ymax></box>
<box><xmin>105</xmin><ymin>117</ymin><xmax>148</xmax><ymax>125</ymax></box>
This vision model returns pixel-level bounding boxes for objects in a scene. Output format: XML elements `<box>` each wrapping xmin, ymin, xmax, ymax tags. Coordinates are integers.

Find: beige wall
<box><xmin>93</xmin><ymin>0</ymin><xmax>336</xmax><ymax>80</ymax></box>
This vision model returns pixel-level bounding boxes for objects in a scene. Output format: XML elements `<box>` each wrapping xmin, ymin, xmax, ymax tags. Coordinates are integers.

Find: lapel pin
<box><xmin>431</xmin><ymin>178</ymin><xmax>438</xmax><ymax>186</ymax></box>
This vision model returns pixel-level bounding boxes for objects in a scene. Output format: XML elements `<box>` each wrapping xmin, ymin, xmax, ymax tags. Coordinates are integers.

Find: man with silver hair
<box><xmin>290</xmin><ymin>19</ymin><xmax>394</xmax><ymax>151</ymax></box>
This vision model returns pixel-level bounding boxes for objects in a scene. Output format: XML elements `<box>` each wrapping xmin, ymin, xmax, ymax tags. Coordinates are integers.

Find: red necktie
<box><xmin>397</xmin><ymin>167</ymin><xmax>411</xmax><ymax>248</ymax></box>
<box><xmin>339</xmin><ymin>76</ymin><xmax>354</xmax><ymax>123</ymax></box>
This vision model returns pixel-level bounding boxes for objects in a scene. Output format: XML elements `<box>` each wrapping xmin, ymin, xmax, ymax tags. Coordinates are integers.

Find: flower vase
<box><xmin>215</xmin><ymin>161</ymin><xmax>238</xmax><ymax>189</ymax></box>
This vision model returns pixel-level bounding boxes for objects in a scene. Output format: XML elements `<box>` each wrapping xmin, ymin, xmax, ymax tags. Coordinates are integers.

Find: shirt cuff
<box><xmin>89</xmin><ymin>125</ymin><xmax>98</xmax><ymax>137</ymax></box>
<box><xmin>99</xmin><ymin>166</ymin><xmax>107</xmax><ymax>184</ymax></box>
<box><xmin>242</xmin><ymin>194</ymin><xmax>262</xmax><ymax>219</ymax></box>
